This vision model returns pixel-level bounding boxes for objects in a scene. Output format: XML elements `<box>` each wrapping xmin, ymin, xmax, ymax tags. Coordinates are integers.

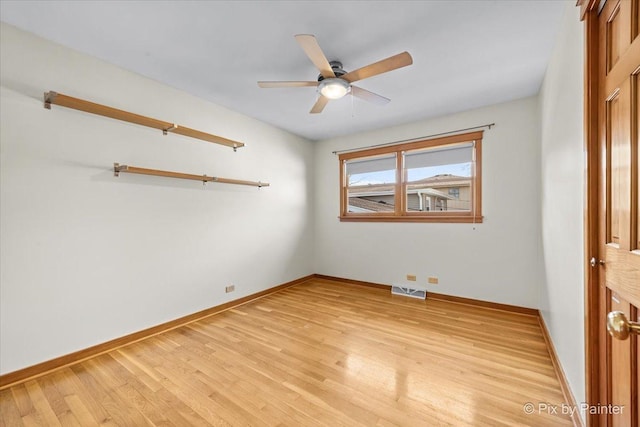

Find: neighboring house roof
<box><xmin>349</xmin><ymin>174</ymin><xmax>470</xmax><ymax>196</ymax></box>
<box><xmin>348</xmin><ymin>197</ymin><xmax>395</xmax><ymax>212</ymax></box>
<box><xmin>410</xmin><ymin>174</ymin><xmax>471</xmax><ymax>186</ymax></box>
<box><xmin>348</xmin><ymin>184</ymin><xmax>457</xmax><ymax>213</ymax></box>
<box><xmin>350</xmin><ymin>188</ymin><xmax>456</xmax><ymax>201</ymax></box>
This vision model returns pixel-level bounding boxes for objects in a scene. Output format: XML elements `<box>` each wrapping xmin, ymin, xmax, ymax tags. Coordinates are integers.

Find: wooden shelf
<box><xmin>113</xmin><ymin>163</ymin><xmax>268</xmax><ymax>188</ymax></box>
<box><xmin>44</xmin><ymin>91</ymin><xmax>244</xmax><ymax>150</ymax></box>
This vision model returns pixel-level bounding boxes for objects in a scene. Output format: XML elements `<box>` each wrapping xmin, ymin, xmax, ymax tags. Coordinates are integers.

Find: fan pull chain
<box><xmin>351</xmin><ymin>90</ymin><xmax>354</xmax><ymax>118</ymax></box>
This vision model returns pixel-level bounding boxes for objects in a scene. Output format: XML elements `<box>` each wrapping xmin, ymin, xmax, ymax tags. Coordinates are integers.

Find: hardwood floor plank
<box><xmin>37</xmin><ymin>373</ymin><xmax>78</xmax><ymax>424</ymax></box>
<box><xmin>70</xmin><ymin>362</ymin><xmax>142</xmax><ymax>426</ymax></box>
<box><xmin>0</xmin><ymin>280</ymin><xmax>574</xmax><ymax>426</ymax></box>
<box><xmin>55</xmin><ymin>368</ymin><xmax>114</xmax><ymax>426</ymax></box>
<box><xmin>0</xmin><ymin>388</ymin><xmax>24</xmax><ymax>427</ymax></box>
<box><xmin>62</xmin><ymin>394</ymin><xmax>101</xmax><ymax>426</ymax></box>
<box><xmin>8</xmin><ymin>384</ymin><xmax>34</xmax><ymax>418</ymax></box>
<box><xmin>23</xmin><ymin>381</ymin><xmax>61</xmax><ymax>426</ymax></box>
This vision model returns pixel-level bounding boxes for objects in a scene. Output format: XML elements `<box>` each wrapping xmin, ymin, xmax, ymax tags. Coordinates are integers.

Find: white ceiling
<box><xmin>0</xmin><ymin>1</ymin><xmax>566</xmax><ymax>141</ymax></box>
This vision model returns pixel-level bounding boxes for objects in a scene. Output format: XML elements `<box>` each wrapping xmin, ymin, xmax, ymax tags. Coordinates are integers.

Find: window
<box><xmin>339</xmin><ymin>130</ymin><xmax>483</xmax><ymax>223</ymax></box>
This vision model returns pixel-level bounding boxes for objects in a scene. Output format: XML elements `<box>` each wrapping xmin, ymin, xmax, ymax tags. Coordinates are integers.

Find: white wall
<box><xmin>314</xmin><ymin>96</ymin><xmax>543</xmax><ymax>308</ymax></box>
<box><xmin>539</xmin><ymin>2</ymin><xmax>585</xmax><ymax>413</ymax></box>
<box><xmin>0</xmin><ymin>23</ymin><xmax>315</xmax><ymax>374</ymax></box>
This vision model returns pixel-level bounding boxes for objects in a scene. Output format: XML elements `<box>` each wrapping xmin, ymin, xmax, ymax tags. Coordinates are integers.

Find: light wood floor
<box><xmin>0</xmin><ymin>278</ymin><xmax>572</xmax><ymax>426</ymax></box>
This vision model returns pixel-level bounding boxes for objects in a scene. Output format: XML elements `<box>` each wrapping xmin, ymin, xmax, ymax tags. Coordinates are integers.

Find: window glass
<box><xmin>346</xmin><ymin>153</ymin><xmax>397</xmax><ymax>213</ymax></box>
<box><xmin>404</xmin><ymin>143</ymin><xmax>473</xmax><ymax>212</ymax></box>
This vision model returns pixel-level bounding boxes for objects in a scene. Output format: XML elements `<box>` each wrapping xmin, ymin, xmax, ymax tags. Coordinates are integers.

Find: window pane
<box><xmin>346</xmin><ymin>153</ymin><xmax>397</xmax><ymax>213</ymax></box>
<box><xmin>404</xmin><ymin>143</ymin><xmax>473</xmax><ymax>212</ymax></box>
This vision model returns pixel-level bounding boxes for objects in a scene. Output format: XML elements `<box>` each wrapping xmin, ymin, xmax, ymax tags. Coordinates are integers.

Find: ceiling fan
<box><xmin>258</xmin><ymin>34</ymin><xmax>413</xmax><ymax>114</ymax></box>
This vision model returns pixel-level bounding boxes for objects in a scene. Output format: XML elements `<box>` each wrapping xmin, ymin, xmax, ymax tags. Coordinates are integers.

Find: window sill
<box><xmin>339</xmin><ymin>215</ymin><xmax>484</xmax><ymax>223</ymax></box>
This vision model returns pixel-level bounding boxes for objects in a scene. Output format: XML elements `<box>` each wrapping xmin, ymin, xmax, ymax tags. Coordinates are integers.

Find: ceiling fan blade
<box><xmin>341</xmin><ymin>51</ymin><xmax>413</xmax><ymax>83</ymax></box>
<box><xmin>310</xmin><ymin>95</ymin><xmax>330</xmax><ymax>114</ymax></box>
<box><xmin>258</xmin><ymin>81</ymin><xmax>318</xmax><ymax>88</ymax></box>
<box><xmin>294</xmin><ymin>34</ymin><xmax>336</xmax><ymax>79</ymax></box>
<box><xmin>351</xmin><ymin>86</ymin><xmax>390</xmax><ymax>106</ymax></box>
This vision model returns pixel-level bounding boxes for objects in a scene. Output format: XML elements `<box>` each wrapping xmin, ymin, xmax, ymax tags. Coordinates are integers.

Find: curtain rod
<box><xmin>331</xmin><ymin>123</ymin><xmax>495</xmax><ymax>155</ymax></box>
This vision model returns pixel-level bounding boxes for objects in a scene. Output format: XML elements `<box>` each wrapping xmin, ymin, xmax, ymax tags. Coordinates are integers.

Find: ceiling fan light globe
<box><xmin>318</xmin><ymin>78</ymin><xmax>351</xmax><ymax>100</ymax></box>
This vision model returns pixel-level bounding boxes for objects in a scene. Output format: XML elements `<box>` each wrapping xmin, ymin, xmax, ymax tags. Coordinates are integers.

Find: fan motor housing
<box><xmin>318</xmin><ymin>61</ymin><xmax>347</xmax><ymax>81</ymax></box>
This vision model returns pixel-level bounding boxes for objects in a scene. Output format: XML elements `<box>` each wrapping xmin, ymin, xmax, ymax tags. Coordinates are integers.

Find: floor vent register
<box><xmin>391</xmin><ymin>284</ymin><xmax>427</xmax><ymax>300</ymax></box>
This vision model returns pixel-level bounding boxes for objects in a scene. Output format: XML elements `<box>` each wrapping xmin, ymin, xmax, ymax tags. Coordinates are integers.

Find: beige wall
<box><xmin>315</xmin><ymin>95</ymin><xmax>542</xmax><ymax>308</ymax></box>
<box><xmin>538</xmin><ymin>3</ymin><xmax>585</xmax><ymax>419</ymax></box>
<box><xmin>0</xmin><ymin>23</ymin><xmax>315</xmax><ymax>374</ymax></box>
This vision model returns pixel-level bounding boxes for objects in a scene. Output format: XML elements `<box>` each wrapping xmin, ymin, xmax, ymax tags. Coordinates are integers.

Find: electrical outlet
<box><xmin>407</xmin><ymin>274</ymin><xmax>417</xmax><ymax>282</ymax></box>
<box><xmin>225</xmin><ymin>285</ymin><xmax>235</xmax><ymax>293</ymax></box>
<box><xmin>428</xmin><ymin>277</ymin><xmax>439</xmax><ymax>284</ymax></box>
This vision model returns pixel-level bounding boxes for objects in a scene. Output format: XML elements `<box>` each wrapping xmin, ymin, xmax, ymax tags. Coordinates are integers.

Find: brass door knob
<box><xmin>607</xmin><ymin>311</ymin><xmax>640</xmax><ymax>340</ymax></box>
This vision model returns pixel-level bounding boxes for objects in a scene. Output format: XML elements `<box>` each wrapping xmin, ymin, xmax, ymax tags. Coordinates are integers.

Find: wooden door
<box><xmin>592</xmin><ymin>0</ymin><xmax>640</xmax><ymax>425</ymax></box>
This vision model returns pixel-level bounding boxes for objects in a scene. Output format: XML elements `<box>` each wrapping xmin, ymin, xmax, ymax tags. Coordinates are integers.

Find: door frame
<box><xmin>580</xmin><ymin>0</ymin><xmax>603</xmax><ymax>426</ymax></box>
